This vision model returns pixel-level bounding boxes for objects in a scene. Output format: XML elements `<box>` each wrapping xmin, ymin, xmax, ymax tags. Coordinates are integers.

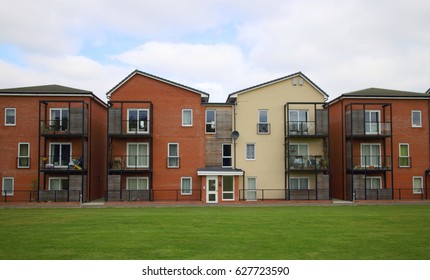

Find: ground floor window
<box><xmin>181</xmin><ymin>177</ymin><xmax>192</xmax><ymax>195</ymax></box>
<box><xmin>127</xmin><ymin>177</ymin><xmax>148</xmax><ymax>190</ymax></box>
<box><xmin>246</xmin><ymin>177</ymin><xmax>257</xmax><ymax>201</ymax></box>
<box><xmin>222</xmin><ymin>176</ymin><xmax>234</xmax><ymax>200</ymax></box>
<box><xmin>2</xmin><ymin>177</ymin><xmax>14</xmax><ymax>196</ymax></box>
<box><xmin>49</xmin><ymin>178</ymin><xmax>69</xmax><ymax>190</ymax></box>
<box><xmin>413</xmin><ymin>176</ymin><xmax>423</xmax><ymax>194</ymax></box>
<box><xmin>365</xmin><ymin>177</ymin><xmax>382</xmax><ymax>189</ymax></box>
<box><xmin>289</xmin><ymin>177</ymin><xmax>309</xmax><ymax>190</ymax></box>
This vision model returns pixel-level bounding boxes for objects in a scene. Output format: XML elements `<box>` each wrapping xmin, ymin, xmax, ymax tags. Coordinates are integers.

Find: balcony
<box><xmin>108</xmin><ymin>119</ymin><xmax>151</xmax><ymax>137</ymax></box>
<box><xmin>346</xmin><ymin>121</ymin><xmax>391</xmax><ymax>138</ymax></box>
<box><xmin>348</xmin><ymin>156</ymin><xmax>392</xmax><ymax>172</ymax></box>
<box><xmin>286</xmin><ymin>121</ymin><xmax>328</xmax><ymax>137</ymax></box>
<box><xmin>108</xmin><ymin>155</ymin><xmax>150</xmax><ymax>173</ymax></box>
<box><xmin>40</xmin><ymin>155</ymin><xmax>86</xmax><ymax>173</ymax></box>
<box><xmin>288</xmin><ymin>155</ymin><xmax>329</xmax><ymax>171</ymax></box>
<box><xmin>40</xmin><ymin>120</ymin><xmax>88</xmax><ymax>137</ymax></box>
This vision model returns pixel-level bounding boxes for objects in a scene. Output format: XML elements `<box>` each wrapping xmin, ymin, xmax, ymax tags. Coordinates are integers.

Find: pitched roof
<box><xmin>106</xmin><ymin>69</ymin><xmax>210</xmax><ymax>101</ymax></box>
<box><xmin>0</xmin><ymin>84</ymin><xmax>92</xmax><ymax>94</ymax></box>
<box><xmin>226</xmin><ymin>71</ymin><xmax>328</xmax><ymax>102</ymax></box>
<box><xmin>342</xmin><ymin>87</ymin><xmax>429</xmax><ymax>98</ymax></box>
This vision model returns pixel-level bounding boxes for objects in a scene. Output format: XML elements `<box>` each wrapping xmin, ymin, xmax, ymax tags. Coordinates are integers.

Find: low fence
<box><xmin>239</xmin><ymin>188</ymin><xmax>330</xmax><ymax>201</ymax></box>
<box><xmin>105</xmin><ymin>189</ymin><xmax>202</xmax><ymax>202</ymax></box>
<box><xmin>1</xmin><ymin>190</ymin><xmax>82</xmax><ymax>203</ymax></box>
<box><xmin>355</xmin><ymin>188</ymin><xmax>428</xmax><ymax>200</ymax></box>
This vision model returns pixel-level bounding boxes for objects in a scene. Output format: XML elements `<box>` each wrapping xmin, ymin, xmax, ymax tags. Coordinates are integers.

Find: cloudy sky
<box><xmin>1</xmin><ymin>0</ymin><xmax>429</xmax><ymax>102</ymax></box>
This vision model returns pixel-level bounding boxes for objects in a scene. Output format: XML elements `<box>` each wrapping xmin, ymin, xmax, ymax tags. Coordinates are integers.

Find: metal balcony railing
<box><xmin>288</xmin><ymin>155</ymin><xmax>329</xmax><ymax>170</ymax></box>
<box><xmin>40</xmin><ymin>155</ymin><xmax>85</xmax><ymax>171</ymax></box>
<box><xmin>108</xmin><ymin>120</ymin><xmax>151</xmax><ymax>136</ymax></box>
<box><xmin>350</xmin><ymin>156</ymin><xmax>392</xmax><ymax>171</ymax></box>
<box><xmin>287</xmin><ymin>121</ymin><xmax>328</xmax><ymax>136</ymax></box>
<box><xmin>108</xmin><ymin>155</ymin><xmax>150</xmax><ymax>171</ymax></box>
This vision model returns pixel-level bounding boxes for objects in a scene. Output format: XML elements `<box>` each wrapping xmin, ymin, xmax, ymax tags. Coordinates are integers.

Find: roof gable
<box><xmin>106</xmin><ymin>69</ymin><xmax>210</xmax><ymax>101</ymax></box>
<box><xmin>226</xmin><ymin>72</ymin><xmax>328</xmax><ymax>102</ymax></box>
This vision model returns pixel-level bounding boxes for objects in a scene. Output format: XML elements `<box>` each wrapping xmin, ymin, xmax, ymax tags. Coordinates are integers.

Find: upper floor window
<box><xmin>128</xmin><ymin>109</ymin><xmax>149</xmax><ymax>134</ymax></box>
<box><xmin>5</xmin><ymin>108</ymin><xmax>16</xmax><ymax>126</ymax></box>
<box><xmin>365</xmin><ymin>110</ymin><xmax>380</xmax><ymax>134</ymax></box>
<box><xmin>50</xmin><ymin>143</ymin><xmax>72</xmax><ymax>168</ymax></box>
<box><xmin>127</xmin><ymin>143</ymin><xmax>148</xmax><ymax>168</ymax></box>
<box><xmin>206</xmin><ymin>110</ymin><xmax>216</xmax><ymax>133</ymax></box>
<box><xmin>412</xmin><ymin>110</ymin><xmax>422</xmax><ymax>127</ymax></box>
<box><xmin>222</xmin><ymin>144</ymin><xmax>232</xmax><ymax>168</ymax></box>
<box><xmin>361</xmin><ymin>143</ymin><xmax>381</xmax><ymax>167</ymax></box>
<box><xmin>182</xmin><ymin>109</ymin><xmax>193</xmax><ymax>127</ymax></box>
<box><xmin>246</xmin><ymin>143</ymin><xmax>256</xmax><ymax>160</ymax></box>
<box><xmin>258</xmin><ymin>110</ymin><xmax>270</xmax><ymax>134</ymax></box>
<box><xmin>167</xmin><ymin>143</ymin><xmax>179</xmax><ymax>168</ymax></box>
<box><xmin>399</xmin><ymin>143</ymin><xmax>410</xmax><ymax>168</ymax></box>
<box><xmin>50</xmin><ymin>108</ymin><xmax>69</xmax><ymax>131</ymax></box>
<box><xmin>289</xmin><ymin>110</ymin><xmax>308</xmax><ymax>134</ymax></box>
<box><xmin>18</xmin><ymin>143</ymin><xmax>30</xmax><ymax>168</ymax></box>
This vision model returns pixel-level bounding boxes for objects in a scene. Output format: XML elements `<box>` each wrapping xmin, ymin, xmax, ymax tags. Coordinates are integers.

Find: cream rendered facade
<box><xmin>228</xmin><ymin>72</ymin><xmax>328</xmax><ymax>200</ymax></box>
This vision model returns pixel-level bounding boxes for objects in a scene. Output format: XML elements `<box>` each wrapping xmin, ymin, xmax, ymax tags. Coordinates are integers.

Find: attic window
<box><xmin>292</xmin><ymin>78</ymin><xmax>304</xmax><ymax>86</ymax></box>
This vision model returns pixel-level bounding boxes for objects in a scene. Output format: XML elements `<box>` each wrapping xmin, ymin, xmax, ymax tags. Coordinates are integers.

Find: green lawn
<box><xmin>0</xmin><ymin>205</ymin><xmax>429</xmax><ymax>260</ymax></box>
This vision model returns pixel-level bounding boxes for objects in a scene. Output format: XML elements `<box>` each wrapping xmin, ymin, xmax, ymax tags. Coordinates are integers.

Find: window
<box><xmin>399</xmin><ymin>144</ymin><xmax>410</xmax><ymax>168</ymax></box>
<box><xmin>127</xmin><ymin>143</ymin><xmax>148</xmax><ymax>168</ymax></box>
<box><xmin>49</xmin><ymin>178</ymin><xmax>69</xmax><ymax>190</ymax></box>
<box><xmin>127</xmin><ymin>177</ymin><xmax>148</xmax><ymax>190</ymax></box>
<box><xmin>365</xmin><ymin>110</ymin><xmax>380</xmax><ymax>134</ymax></box>
<box><xmin>182</xmin><ymin>109</ymin><xmax>193</xmax><ymax>126</ymax></box>
<box><xmin>257</xmin><ymin>110</ymin><xmax>270</xmax><ymax>134</ymax></box>
<box><xmin>289</xmin><ymin>177</ymin><xmax>309</xmax><ymax>190</ymax></box>
<box><xmin>128</xmin><ymin>109</ymin><xmax>149</xmax><ymax>134</ymax></box>
<box><xmin>361</xmin><ymin>143</ymin><xmax>381</xmax><ymax>167</ymax></box>
<box><xmin>222</xmin><ymin>144</ymin><xmax>232</xmax><ymax>168</ymax></box>
<box><xmin>18</xmin><ymin>143</ymin><xmax>30</xmax><ymax>168</ymax></box>
<box><xmin>168</xmin><ymin>143</ymin><xmax>179</xmax><ymax>168</ymax></box>
<box><xmin>50</xmin><ymin>108</ymin><xmax>69</xmax><ymax>131</ymax></box>
<box><xmin>289</xmin><ymin>110</ymin><xmax>308</xmax><ymax>134</ymax></box>
<box><xmin>413</xmin><ymin>176</ymin><xmax>423</xmax><ymax>194</ymax></box>
<box><xmin>246</xmin><ymin>177</ymin><xmax>257</xmax><ymax>201</ymax></box>
<box><xmin>222</xmin><ymin>176</ymin><xmax>234</xmax><ymax>200</ymax></box>
<box><xmin>412</xmin><ymin>110</ymin><xmax>422</xmax><ymax>127</ymax></box>
<box><xmin>246</xmin><ymin>143</ymin><xmax>255</xmax><ymax>160</ymax></box>
<box><xmin>289</xmin><ymin>144</ymin><xmax>309</xmax><ymax>168</ymax></box>
<box><xmin>181</xmin><ymin>177</ymin><xmax>192</xmax><ymax>195</ymax></box>
<box><xmin>205</xmin><ymin>110</ymin><xmax>216</xmax><ymax>133</ymax></box>
<box><xmin>5</xmin><ymin>108</ymin><xmax>16</xmax><ymax>126</ymax></box>
<box><xmin>50</xmin><ymin>143</ymin><xmax>71</xmax><ymax>167</ymax></box>
<box><xmin>2</xmin><ymin>177</ymin><xmax>14</xmax><ymax>196</ymax></box>
<box><xmin>365</xmin><ymin>177</ymin><xmax>382</xmax><ymax>189</ymax></box>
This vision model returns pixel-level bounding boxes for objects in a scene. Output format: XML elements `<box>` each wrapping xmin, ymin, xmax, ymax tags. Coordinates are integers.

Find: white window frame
<box><xmin>5</xmin><ymin>108</ymin><xmax>16</xmax><ymax>126</ymax></box>
<box><xmin>222</xmin><ymin>176</ymin><xmax>235</xmax><ymax>201</ymax></box>
<box><xmin>289</xmin><ymin>110</ymin><xmax>308</xmax><ymax>134</ymax></box>
<box><xmin>399</xmin><ymin>143</ymin><xmax>410</xmax><ymax>168</ymax></box>
<box><xmin>18</xmin><ymin>142</ymin><xmax>30</xmax><ymax>168</ymax></box>
<box><xmin>412</xmin><ymin>110</ymin><xmax>422</xmax><ymax>128</ymax></box>
<box><xmin>413</xmin><ymin>176</ymin><xmax>423</xmax><ymax>194</ymax></box>
<box><xmin>365</xmin><ymin>110</ymin><xmax>380</xmax><ymax>135</ymax></box>
<box><xmin>49</xmin><ymin>143</ymin><xmax>72</xmax><ymax>168</ymax></box>
<box><xmin>50</xmin><ymin>108</ymin><xmax>69</xmax><ymax>131</ymax></box>
<box><xmin>245</xmin><ymin>143</ymin><xmax>256</xmax><ymax>160</ymax></box>
<box><xmin>205</xmin><ymin>110</ymin><xmax>216</xmax><ymax>133</ymax></box>
<box><xmin>365</xmin><ymin>176</ymin><xmax>382</xmax><ymax>189</ymax></box>
<box><xmin>222</xmin><ymin>143</ymin><xmax>233</xmax><ymax>168</ymax></box>
<box><xmin>2</xmin><ymin>177</ymin><xmax>14</xmax><ymax>196</ymax></box>
<box><xmin>289</xmin><ymin>143</ymin><xmax>309</xmax><ymax>168</ymax></box>
<box><xmin>182</xmin><ymin>109</ymin><xmax>193</xmax><ymax>127</ymax></box>
<box><xmin>360</xmin><ymin>143</ymin><xmax>381</xmax><ymax>167</ymax></box>
<box><xmin>49</xmin><ymin>177</ymin><xmax>68</xmax><ymax>191</ymax></box>
<box><xmin>126</xmin><ymin>143</ymin><xmax>149</xmax><ymax>168</ymax></box>
<box><xmin>181</xmin><ymin>177</ymin><xmax>192</xmax><ymax>195</ymax></box>
<box><xmin>246</xmin><ymin>177</ymin><xmax>257</xmax><ymax>201</ymax></box>
<box><xmin>289</xmin><ymin>177</ymin><xmax>309</xmax><ymax>190</ymax></box>
<box><xmin>127</xmin><ymin>109</ymin><xmax>150</xmax><ymax>134</ymax></box>
<box><xmin>167</xmin><ymin>143</ymin><xmax>180</xmax><ymax>168</ymax></box>
<box><xmin>126</xmin><ymin>177</ymin><xmax>149</xmax><ymax>191</ymax></box>
<box><xmin>257</xmin><ymin>109</ymin><xmax>270</xmax><ymax>134</ymax></box>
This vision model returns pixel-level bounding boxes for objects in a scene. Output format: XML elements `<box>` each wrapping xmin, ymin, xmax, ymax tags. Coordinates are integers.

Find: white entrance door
<box><xmin>206</xmin><ymin>176</ymin><xmax>218</xmax><ymax>203</ymax></box>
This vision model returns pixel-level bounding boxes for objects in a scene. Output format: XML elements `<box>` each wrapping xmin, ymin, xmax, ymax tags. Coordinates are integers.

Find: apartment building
<box><xmin>0</xmin><ymin>85</ymin><xmax>107</xmax><ymax>202</ymax></box>
<box><xmin>227</xmin><ymin>72</ymin><xmax>329</xmax><ymax>200</ymax></box>
<box><xmin>106</xmin><ymin>70</ymin><xmax>208</xmax><ymax>201</ymax></box>
<box><xmin>329</xmin><ymin>88</ymin><xmax>430</xmax><ymax>200</ymax></box>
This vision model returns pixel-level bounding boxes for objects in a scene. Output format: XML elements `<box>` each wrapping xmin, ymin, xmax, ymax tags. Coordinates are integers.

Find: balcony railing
<box><xmin>108</xmin><ymin>155</ymin><xmax>150</xmax><ymax>171</ymax></box>
<box><xmin>287</xmin><ymin>121</ymin><xmax>328</xmax><ymax>136</ymax></box>
<box><xmin>40</xmin><ymin>155</ymin><xmax>85</xmax><ymax>171</ymax></box>
<box><xmin>288</xmin><ymin>155</ymin><xmax>329</xmax><ymax>171</ymax></box>
<box><xmin>346</xmin><ymin>122</ymin><xmax>391</xmax><ymax>137</ymax></box>
<box><xmin>349</xmin><ymin>156</ymin><xmax>392</xmax><ymax>171</ymax></box>
<box><xmin>108</xmin><ymin>120</ymin><xmax>151</xmax><ymax>136</ymax></box>
<box><xmin>40</xmin><ymin>120</ymin><xmax>87</xmax><ymax>136</ymax></box>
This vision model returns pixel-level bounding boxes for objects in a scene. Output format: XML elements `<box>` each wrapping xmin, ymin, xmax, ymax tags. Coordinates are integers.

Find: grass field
<box><xmin>0</xmin><ymin>204</ymin><xmax>429</xmax><ymax>260</ymax></box>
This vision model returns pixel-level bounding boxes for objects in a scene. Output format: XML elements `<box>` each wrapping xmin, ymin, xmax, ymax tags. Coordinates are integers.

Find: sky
<box><xmin>1</xmin><ymin>0</ymin><xmax>429</xmax><ymax>102</ymax></box>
